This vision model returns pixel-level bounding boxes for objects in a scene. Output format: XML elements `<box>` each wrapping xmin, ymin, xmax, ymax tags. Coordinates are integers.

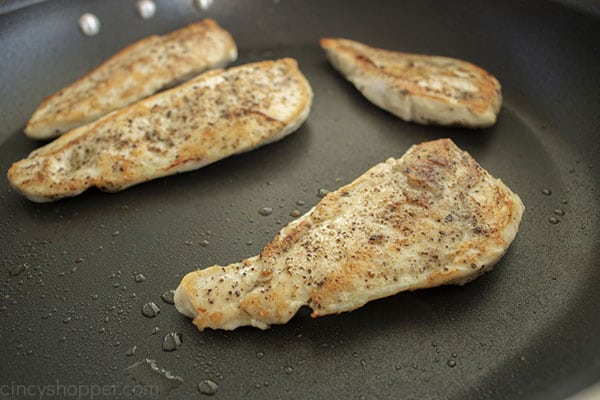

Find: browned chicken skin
<box><xmin>175</xmin><ymin>139</ymin><xmax>524</xmax><ymax>331</ymax></box>
<box><xmin>8</xmin><ymin>59</ymin><xmax>313</xmax><ymax>202</ymax></box>
<box><xmin>25</xmin><ymin>19</ymin><xmax>237</xmax><ymax>139</ymax></box>
<box><xmin>321</xmin><ymin>38</ymin><xmax>502</xmax><ymax>128</ymax></box>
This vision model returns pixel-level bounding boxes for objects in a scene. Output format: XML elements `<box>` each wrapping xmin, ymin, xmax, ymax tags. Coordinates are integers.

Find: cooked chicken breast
<box><xmin>320</xmin><ymin>38</ymin><xmax>502</xmax><ymax>128</ymax></box>
<box><xmin>25</xmin><ymin>19</ymin><xmax>237</xmax><ymax>139</ymax></box>
<box><xmin>8</xmin><ymin>58</ymin><xmax>313</xmax><ymax>202</ymax></box>
<box><xmin>175</xmin><ymin>139</ymin><xmax>524</xmax><ymax>331</ymax></box>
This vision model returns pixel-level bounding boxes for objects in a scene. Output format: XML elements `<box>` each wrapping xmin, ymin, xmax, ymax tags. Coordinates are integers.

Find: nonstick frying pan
<box><xmin>1</xmin><ymin>0</ymin><xmax>599</xmax><ymax>399</ymax></box>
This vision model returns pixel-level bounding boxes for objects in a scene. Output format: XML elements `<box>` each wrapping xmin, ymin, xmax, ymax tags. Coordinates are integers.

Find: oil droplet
<box><xmin>135</xmin><ymin>274</ymin><xmax>146</xmax><ymax>283</ymax></box>
<box><xmin>256</xmin><ymin>351</ymin><xmax>265</xmax><ymax>359</ymax></box>
<box><xmin>284</xmin><ymin>366</ymin><xmax>293</xmax><ymax>374</ymax></box>
<box><xmin>541</xmin><ymin>188</ymin><xmax>552</xmax><ymax>196</ymax></box>
<box><xmin>296</xmin><ymin>200</ymin><xmax>305</xmax><ymax>206</ymax></box>
<box><xmin>194</xmin><ymin>0</ymin><xmax>214</xmax><ymax>12</ymax></box>
<box><xmin>135</xmin><ymin>0</ymin><xmax>156</xmax><ymax>19</ymax></box>
<box><xmin>246</xmin><ymin>240</ymin><xmax>253</xmax><ymax>246</ymax></box>
<box><xmin>317</xmin><ymin>188</ymin><xmax>330</xmax><ymax>197</ymax></box>
<box><xmin>447</xmin><ymin>360</ymin><xmax>456</xmax><ymax>368</ymax></box>
<box><xmin>78</xmin><ymin>13</ymin><xmax>100</xmax><ymax>36</ymax></box>
<box><xmin>162</xmin><ymin>332</ymin><xmax>183</xmax><ymax>351</ymax></box>
<box><xmin>548</xmin><ymin>217</ymin><xmax>560</xmax><ymax>225</ymax></box>
<box><xmin>200</xmin><ymin>240</ymin><xmax>210</xmax><ymax>247</ymax></box>
<box><xmin>290</xmin><ymin>210</ymin><xmax>301</xmax><ymax>217</ymax></box>
<box><xmin>258</xmin><ymin>207</ymin><xmax>273</xmax><ymax>216</ymax></box>
<box><xmin>198</xmin><ymin>379</ymin><xmax>219</xmax><ymax>395</ymax></box>
<box><xmin>142</xmin><ymin>302</ymin><xmax>160</xmax><ymax>318</ymax></box>
<box><xmin>553</xmin><ymin>209</ymin><xmax>565</xmax><ymax>216</ymax></box>
<box><xmin>10</xmin><ymin>263</ymin><xmax>28</xmax><ymax>276</ymax></box>
<box><xmin>161</xmin><ymin>290</ymin><xmax>175</xmax><ymax>305</ymax></box>
<box><xmin>124</xmin><ymin>358</ymin><xmax>183</xmax><ymax>395</ymax></box>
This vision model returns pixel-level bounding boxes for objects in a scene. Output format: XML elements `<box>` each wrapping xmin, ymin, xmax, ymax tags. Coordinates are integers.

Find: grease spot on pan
<box><xmin>258</xmin><ymin>207</ymin><xmax>273</xmax><ymax>216</ymax></box>
<box><xmin>161</xmin><ymin>290</ymin><xmax>175</xmax><ymax>305</ymax></box>
<box><xmin>135</xmin><ymin>0</ymin><xmax>156</xmax><ymax>20</ymax></box>
<box><xmin>162</xmin><ymin>332</ymin><xmax>183</xmax><ymax>351</ymax></box>
<box><xmin>141</xmin><ymin>302</ymin><xmax>160</xmax><ymax>318</ymax></box>
<box><xmin>197</xmin><ymin>379</ymin><xmax>219</xmax><ymax>395</ymax></box>
<box><xmin>78</xmin><ymin>13</ymin><xmax>100</xmax><ymax>37</ymax></box>
<box><xmin>317</xmin><ymin>188</ymin><xmax>330</xmax><ymax>198</ymax></box>
<box><xmin>194</xmin><ymin>0</ymin><xmax>214</xmax><ymax>11</ymax></box>
<box><xmin>124</xmin><ymin>358</ymin><xmax>183</xmax><ymax>395</ymax></box>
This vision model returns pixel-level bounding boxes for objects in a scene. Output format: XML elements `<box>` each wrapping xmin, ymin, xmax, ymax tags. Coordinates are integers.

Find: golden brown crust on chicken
<box><xmin>8</xmin><ymin>58</ymin><xmax>313</xmax><ymax>202</ymax></box>
<box><xmin>25</xmin><ymin>19</ymin><xmax>238</xmax><ymax>139</ymax></box>
<box><xmin>320</xmin><ymin>38</ymin><xmax>502</xmax><ymax>128</ymax></box>
<box><xmin>175</xmin><ymin>139</ymin><xmax>524</xmax><ymax>331</ymax></box>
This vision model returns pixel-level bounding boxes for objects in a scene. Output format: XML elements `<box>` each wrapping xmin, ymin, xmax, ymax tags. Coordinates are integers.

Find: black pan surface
<box><xmin>1</xmin><ymin>0</ymin><xmax>599</xmax><ymax>399</ymax></box>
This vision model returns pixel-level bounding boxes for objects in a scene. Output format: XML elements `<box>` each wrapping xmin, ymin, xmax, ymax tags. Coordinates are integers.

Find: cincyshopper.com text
<box><xmin>0</xmin><ymin>380</ymin><xmax>159</xmax><ymax>400</ymax></box>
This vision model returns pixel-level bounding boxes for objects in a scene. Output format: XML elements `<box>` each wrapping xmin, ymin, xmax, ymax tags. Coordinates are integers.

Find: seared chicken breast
<box><xmin>25</xmin><ymin>19</ymin><xmax>237</xmax><ymax>139</ymax></box>
<box><xmin>320</xmin><ymin>38</ymin><xmax>502</xmax><ymax>128</ymax></box>
<box><xmin>8</xmin><ymin>58</ymin><xmax>313</xmax><ymax>202</ymax></box>
<box><xmin>175</xmin><ymin>139</ymin><xmax>524</xmax><ymax>331</ymax></box>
